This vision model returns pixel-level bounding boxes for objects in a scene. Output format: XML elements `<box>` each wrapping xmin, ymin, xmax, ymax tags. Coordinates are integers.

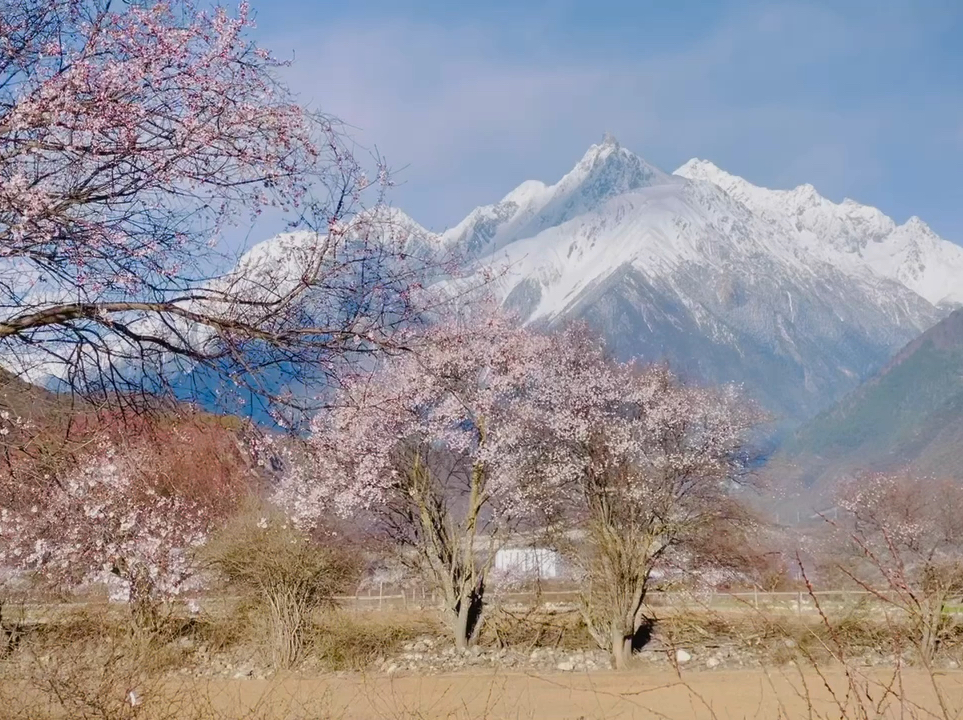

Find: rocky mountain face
<box><xmin>444</xmin><ymin>136</ymin><xmax>959</xmax><ymax>423</ymax></box>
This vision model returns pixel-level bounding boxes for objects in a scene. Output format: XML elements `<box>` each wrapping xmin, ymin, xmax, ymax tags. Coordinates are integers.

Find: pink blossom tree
<box><xmin>291</xmin><ymin>315</ymin><xmax>757</xmax><ymax>656</ymax></box>
<box><xmin>517</xmin><ymin>328</ymin><xmax>760</xmax><ymax>668</ymax></box>
<box><xmin>0</xmin><ymin>406</ymin><xmax>255</xmax><ymax>628</ymax></box>
<box><xmin>293</xmin><ymin>311</ymin><xmax>554</xmax><ymax>649</ymax></box>
<box><xmin>0</xmin><ymin>0</ymin><xmax>437</xmax><ymax>416</ymax></box>
<box><xmin>0</xmin><ymin>439</ymin><xmax>220</xmax><ymax>629</ymax></box>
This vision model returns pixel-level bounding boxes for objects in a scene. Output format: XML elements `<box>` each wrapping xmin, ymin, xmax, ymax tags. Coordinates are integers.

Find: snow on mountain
<box><xmin>675</xmin><ymin>159</ymin><xmax>963</xmax><ymax>308</ymax></box>
<box><xmin>224</xmin><ymin>205</ymin><xmax>438</xmax><ymax>299</ymax></box>
<box><xmin>450</xmin><ymin>138</ymin><xmax>951</xmax><ymax>422</ymax></box>
<box><xmin>21</xmin><ymin>134</ymin><xmax>952</xmax><ymax>431</ymax></box>
<box><xmin>442</xmin><ymin>134</ymin><xmax>680</xmax><ymax>256</ymax></box>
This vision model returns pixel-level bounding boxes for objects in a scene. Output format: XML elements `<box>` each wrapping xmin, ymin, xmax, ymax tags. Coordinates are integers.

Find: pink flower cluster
<box><xmin>0</xmin><ymin>443</ymin><xmax>211</xmax><ymax>602</ymax></box>
<box><xmin>280</xmin><ymin>310</ymin><xmax>555</xmax><ymax>523</ymax></box>
<box><xmin>1</xmin><ymin>0</ymin><xmax>319</xmax><ymax>297</ymax></box>
<box><xmin>285</xmin><ymin>309</ymin><xmax>754</xmax><ymax>539</ymax></box>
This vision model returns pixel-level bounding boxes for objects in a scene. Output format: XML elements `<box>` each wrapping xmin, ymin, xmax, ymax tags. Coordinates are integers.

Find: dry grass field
<box><xmin>5</xmin><ymin>598</ymin><xmax>963</xmax><ymax>719</ymax></box>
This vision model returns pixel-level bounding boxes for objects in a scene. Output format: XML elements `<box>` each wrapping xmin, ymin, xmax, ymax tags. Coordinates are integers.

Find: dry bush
<box><xmin>0</xmin><ymin>610</ymin><xmax>185</xmax><ymax>720</ymax></box>
<box><xmin>834</xmin><ymin>474</ymin><xmax>963</xmax><ymax>665</ymax></box>
<box><xmin>481</xmin><ymin>607</ymin><xmax>593</xmax><ymax>651</ymax></box>
<box><xmin>0</xmin><ymin>599</ymin><xmax>26</xmax><ymax>658</ymax></box>
<box><xmin>761</xmin><ymin>580</ymin><xmax>962</xmax><ymax>720</ymax></box>
<box><xmin>186</xmin><ymin>607</ymin><xmax>255</xmax><ymax>659</ymax></box>
<box><xmin>203</xmin><ymin>507</ymin><xmax>361</xmax><ymax>669</ymax></box>
<box><xmin>8</xmin><ymin>607</ymin><xmax>197</xmax><ymax>671</ymax></box>
<box><xmin>308</xmin><ymin>610</ymin><xmax>442</xmax><ymax>671</ymax></box>
<box><xmin>646</xmin><ymin>599</ymin><xmax>925</xmax><ymax>671</ymax></box>
<box><xmin>0</xmin><ymin>607</ymin><xmax>348</xmax><ymax>720</ymax></box>
<box><xmin>674</xmin><ymin>561</ymin><xmax>962</xmax><ymax>720</ymax></box>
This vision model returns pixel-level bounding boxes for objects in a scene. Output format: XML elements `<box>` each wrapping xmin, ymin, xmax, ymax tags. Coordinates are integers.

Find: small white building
<box><xmin>494</xmin><ymin>547</ymin><xmax>560</xmax><ymax>580</ymax></box>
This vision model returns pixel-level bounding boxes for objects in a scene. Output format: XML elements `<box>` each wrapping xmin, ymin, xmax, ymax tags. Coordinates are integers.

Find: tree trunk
<box><xmin>918</xmin><ymin>594</ymin><xmax>947</xmax><ymax>665</ymax></box>
<box><xmin>454</xmin><ymin>602</ymin><xmax>471</xmax><ymax>651</ymax></box>
<box><xmin>267</xmin><ymin>591</ymin><xmax>307</xmax><ymax>669</ymax></box>
<box><xmin>611</xmin><ymin>624</ymin><xmax>633</xmax><ymax>670</ymax></box>
<box><xmin>128</xmin><ymin>570</ymin><xmax>161</xmax><ymax>634</ymax></box>
<box><xmin>452</xmin><ymin>582</ymin><xmax>485</xmax><ymax>650</ymax></box>
<box><xmin>608</xmin><ymin>592</ymin><xmax>648</xmax><ymax>669</ymax></box>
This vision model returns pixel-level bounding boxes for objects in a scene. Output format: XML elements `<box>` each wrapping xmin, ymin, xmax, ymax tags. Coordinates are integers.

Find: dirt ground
<box><xmin>191</xmin><ymin>667</ymin><xmax>963</xmax><ymax>719</ymax></box>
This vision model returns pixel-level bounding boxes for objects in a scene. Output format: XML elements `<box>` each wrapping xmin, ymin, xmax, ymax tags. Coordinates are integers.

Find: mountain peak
<box><xmin>789</xmin><ymin>182</ymin><xmax>822</xmax><ymax>205</ymax></box>
<box><xmin>566</xmin><ymin>139</ymin><xmax>675</xmax><ymax>197</ymax></box>
<box><xmin>440</xmin><ymin>139</ymin><xmax>677</xmax><ymax>257</ymax></box>
<box><xmin>673</xmin><ymin>159</ymin><xmax>747</xmax><ymax>195</ymax></box>
<box><xmin>575</xmin><ymin>134</ymin><xmax>626</xmax><ymax>169</ymax></box>
<box><xmin>675</xmin><ymin>157</ymin><xmax>726</xmax><ymax>178</ymax></box>
<box><xmin>903</xmin><ymin>215</ymin><xmax>933</xmax><ymax>233</ymax></box>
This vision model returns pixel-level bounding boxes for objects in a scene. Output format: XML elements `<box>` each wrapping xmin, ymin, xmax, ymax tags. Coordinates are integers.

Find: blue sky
<box><xmin>251</xmin><ymin>0</ymin><xmax>963</xmax><ymax>244</ymax></box>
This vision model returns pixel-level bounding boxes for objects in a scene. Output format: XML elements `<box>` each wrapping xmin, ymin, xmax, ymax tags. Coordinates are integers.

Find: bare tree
<box><xmin>836</xmin><ymin>473</ymin><xmax>963</xmax><ymax>664</ymax></box>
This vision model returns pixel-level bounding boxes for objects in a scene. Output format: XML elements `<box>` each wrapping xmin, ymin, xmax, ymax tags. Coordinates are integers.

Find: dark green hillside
<box><xmin>777</xmin><ymin>309</ymin><xmax>963</xmax><ymax>501</ymax></box>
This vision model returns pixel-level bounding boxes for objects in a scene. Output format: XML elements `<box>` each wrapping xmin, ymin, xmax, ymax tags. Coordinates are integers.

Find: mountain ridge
<box><xmin>674</xmin><ymin>158</ymin><xmax>963</xmax><ymax>308</ymax></box>
<box><xmin>438</xmin><ymin>137</ymin><xmax>957</xmax><ymax>422</ymax></box>
<box><xmin>22</xmin><ymin>136</ymin><xmax>955</xmax><ymax>433</ymax></box>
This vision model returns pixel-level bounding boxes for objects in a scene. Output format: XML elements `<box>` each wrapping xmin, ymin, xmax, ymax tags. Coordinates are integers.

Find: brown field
<box><xmin>5</xmin><ymin>600</ymin><xmax>963</xmax><ymax>719</ymax></box>
<box><xmin>167</xmin><ymin>668</ymin><xmax>963</xmax><ymax>719</ymax></box>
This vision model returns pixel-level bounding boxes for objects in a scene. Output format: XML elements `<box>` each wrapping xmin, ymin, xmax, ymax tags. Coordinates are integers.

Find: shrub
<box><xmin>308</xmin><ymin>611</ymin><xmax>441</xmax><ymax>671</ymax></box>
<box><xmin>204</xmin><ymin>507</ymin><xmax>361</xmax><ymax>669</ymax></box>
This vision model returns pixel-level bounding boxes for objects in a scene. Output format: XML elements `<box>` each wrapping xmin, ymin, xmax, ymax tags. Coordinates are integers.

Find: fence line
<box><xmin>6</xmin><ymin>587</ymin><xmax>909</xmax><ymax>623</ymax></box>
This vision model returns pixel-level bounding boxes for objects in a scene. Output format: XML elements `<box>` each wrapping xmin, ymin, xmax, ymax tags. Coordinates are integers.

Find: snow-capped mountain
<box><xmin>443</xmin><ymin>132</ymin><xmax>679</xmax><ymax>257</ymax></box>
<box><xmin>75</xmin><ymin>135</ymin><xmax>957</xmax><ymax>428</ymax></box>
<box><xmin>675</xmin><ymin>159</ymin><xmax>963</xmax><ymax>309</ymax></box>
<box><xmin>446</xmin><ymin>136</ymin><xmax>961</xmax><ymax>422</ymax></box>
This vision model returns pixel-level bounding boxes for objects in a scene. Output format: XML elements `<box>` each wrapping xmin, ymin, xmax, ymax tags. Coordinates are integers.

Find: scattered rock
<box><xmin>675</xmin><ymin>649</ymin><xmax>692</xmax><ymax>664</ymax></box>
<box><xmin>556</xmin><ymin>661</ymin><xmax>576</xmax><ymax>672</ymax></box>
<box><xmin>706</xmin><ymin>656</ymin><xmax>720</xmax><ymax>669</ymax></box>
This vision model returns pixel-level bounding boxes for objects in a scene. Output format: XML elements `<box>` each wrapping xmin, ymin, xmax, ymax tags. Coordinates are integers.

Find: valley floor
<box><xmin>182</xmin><ymin>667</ymin><xmax>963</xmax><ymax>719</ymax></box>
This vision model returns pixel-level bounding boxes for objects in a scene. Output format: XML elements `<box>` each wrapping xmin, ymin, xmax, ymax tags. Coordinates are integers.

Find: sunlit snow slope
<box><xmin>447</xmin><ymin>136</ymin><xmax>960</xmax><ymax>423</ymax></box>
